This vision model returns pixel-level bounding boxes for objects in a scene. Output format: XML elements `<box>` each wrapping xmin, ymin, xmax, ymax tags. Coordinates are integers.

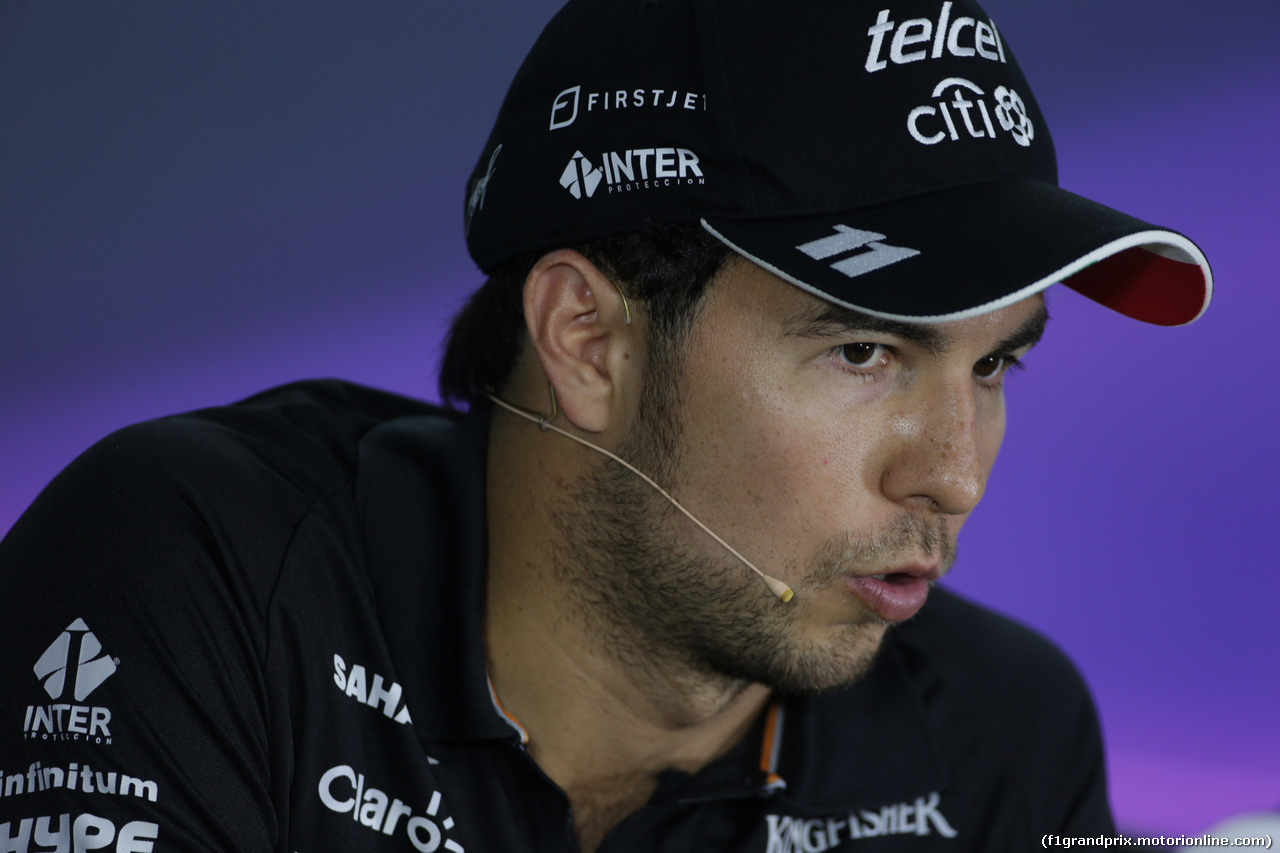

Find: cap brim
<box><xmin>702</xmin><ymin>176</ymin><xmax>1212</xmax><ymax>326</ymax></box>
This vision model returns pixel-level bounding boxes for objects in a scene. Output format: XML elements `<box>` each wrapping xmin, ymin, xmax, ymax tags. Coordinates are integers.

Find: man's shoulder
<box><xmin>1</xmin><ymin>379</ymin><xmax>462</xmax><ymax>611</ymax></box>
<box><xmin>0</xmin><ymin>381</ymin><xmax>465</xmax><ymax>847</ymax></box>
<box><xmin>26</xmin><ymin>379</ymin><xmax>453</xmax><ymax>518</ymax></box>
<box><xmin>119</xmin><ymin>379</ymin><xmax>453</xmax><ymax>494</ymax></box>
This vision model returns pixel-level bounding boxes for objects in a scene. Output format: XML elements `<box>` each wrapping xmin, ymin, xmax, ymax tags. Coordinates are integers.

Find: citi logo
<box><xmin>560</xmin><ymin>146</ymin><xmax>705</xmax><ymax>200</ymax></box>
<box><xmin>908</xmin><ymin>78</ymin><xmax>1034</xmax><ymax>148</ymax></box>
<box><xmin>34</xmin><ymin>619</ymin><xmax>117</xmax><ymax>702</ymax></box>
<box><xmin>796</xmin><ymin>225</ymin><xmax>920</xmax><ymax>278</ymax></box>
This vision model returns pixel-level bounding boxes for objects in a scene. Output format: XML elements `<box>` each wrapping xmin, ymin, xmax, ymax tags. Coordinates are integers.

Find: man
<box><xmin>0</xmin><ymin>0</ymin><xmax>1211</xmax><ymax>851</ymax></box>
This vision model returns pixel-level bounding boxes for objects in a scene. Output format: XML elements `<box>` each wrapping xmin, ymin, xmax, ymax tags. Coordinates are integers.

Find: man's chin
<box><xmin>719</xmin><ymin>622</ymin><xmax>891</xmax><ymax>696</ymax></box>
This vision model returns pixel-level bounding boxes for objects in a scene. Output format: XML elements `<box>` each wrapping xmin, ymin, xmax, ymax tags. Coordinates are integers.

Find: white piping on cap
<box><xmin>700</xmin><ymin>219</ymin><xmax>1212</xmax><ymax>326</ymax></box>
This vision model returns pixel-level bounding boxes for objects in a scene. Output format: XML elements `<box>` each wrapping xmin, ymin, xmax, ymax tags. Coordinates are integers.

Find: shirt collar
<box><xmin>770</xmin><ymin>636</ymin><xmax>953</xmax><ymax>811</ymax></box>
<box><xmin>356</xmin><ymin>403</ymin><xmax>514</xmax><ymax>743</ymax></box>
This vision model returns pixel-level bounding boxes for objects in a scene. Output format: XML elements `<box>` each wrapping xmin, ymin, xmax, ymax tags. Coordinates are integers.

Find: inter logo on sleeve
<box><xmin>24</xmin><ymin>619</ymin><xmax>118</xmax><ymax>745</ymax></box>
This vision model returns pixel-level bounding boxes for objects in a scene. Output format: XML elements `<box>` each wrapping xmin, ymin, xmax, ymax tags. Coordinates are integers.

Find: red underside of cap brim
<box><xmin>1063</xmin><ymin>246</ymin><xmax>1208</xmax><ymax>326</ymax></box>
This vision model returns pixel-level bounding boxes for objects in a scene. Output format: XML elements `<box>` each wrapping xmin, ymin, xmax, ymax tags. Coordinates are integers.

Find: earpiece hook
<box><xmin>539</xmin><ymin>382</ymin><xmax>558</xmax><ymax>430</ymax></box>
<box><xmin>617</xmin><ymin>288</ymin><xmax>632</xmax><ymax>326</ymax></box>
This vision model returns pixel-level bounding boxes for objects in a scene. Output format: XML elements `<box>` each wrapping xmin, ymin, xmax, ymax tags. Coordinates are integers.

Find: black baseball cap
<box><xmin>464</xmin><ymin>0</ymin><xmax>1212</xmax><ymax>326</ymax></box>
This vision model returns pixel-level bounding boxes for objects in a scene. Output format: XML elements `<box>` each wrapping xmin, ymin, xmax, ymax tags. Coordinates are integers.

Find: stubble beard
<box><xmin>551</xmin><ymin>363</ymin><xmax>955</xmax><ymax>700</ymax></box>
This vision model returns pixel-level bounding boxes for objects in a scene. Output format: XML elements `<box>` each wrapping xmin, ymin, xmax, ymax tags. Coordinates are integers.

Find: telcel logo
<box><xmin>865</xmin><ymin>1</ymin><xmax>1007</xmax><ymax>73</ymax></box>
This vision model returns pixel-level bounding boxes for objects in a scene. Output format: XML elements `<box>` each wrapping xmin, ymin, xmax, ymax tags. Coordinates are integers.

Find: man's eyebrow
<box><xmin>784</xmin><ymin>303</ymin><xmax>948</xmax><ymax>355</ymax></box>
<box><xmin>993</xmin><ymin>302</ymin><xmax>1050</xmax><ymax>355</ymax></box>
<box><xmin>783</xmin><ymin>299</ymin><xmax>1050</xmax><ymax>357</ymax></box>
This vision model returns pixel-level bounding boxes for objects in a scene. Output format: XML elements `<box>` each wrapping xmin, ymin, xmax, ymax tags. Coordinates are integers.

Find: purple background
<box><xmin>2</xmin><ymin>1</ymin><xmax>1277</xmax><ymax>836</ymax></box>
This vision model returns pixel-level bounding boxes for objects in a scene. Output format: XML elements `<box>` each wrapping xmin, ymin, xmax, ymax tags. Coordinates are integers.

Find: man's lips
<box><xmin>841</xmin><ymin>563</ymin><xmax>941</xmax><ymax>622</ymax></box>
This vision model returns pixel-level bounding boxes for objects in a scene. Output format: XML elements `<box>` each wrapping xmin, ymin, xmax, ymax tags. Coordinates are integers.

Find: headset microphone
<box><xmin>487</xmin><ymin>392</ymin><xmax>795</xmax><ymax>603</ymax></box>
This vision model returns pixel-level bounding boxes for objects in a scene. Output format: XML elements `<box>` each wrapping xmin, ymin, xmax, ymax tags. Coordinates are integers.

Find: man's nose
<box><xmin>880</xmin><ymin>378</ymin><xmax>988</xmax><ymax>517</ymax></box>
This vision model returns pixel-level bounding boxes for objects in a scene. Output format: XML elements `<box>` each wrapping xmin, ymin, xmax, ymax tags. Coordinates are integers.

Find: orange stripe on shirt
<box><xmin>758</xmin><ymin>698</ymin><xmax>784</xmax><ymax>786</ymax></box>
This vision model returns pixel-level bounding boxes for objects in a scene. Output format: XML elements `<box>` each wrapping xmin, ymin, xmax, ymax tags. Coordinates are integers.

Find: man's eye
<box><xmin>973</xmin><ymin>355</ymin><xmax>1002</xmax><ymax>378</ymax></box>
<box><xmin>837</xmin><ymin>342</ymin><xmax>888</xmax><ymax>369</ymax></box>
<box><xmin>973</xmin><ymin>354</ymin><xmax>1011</xmax><ymax>380</ymax></box>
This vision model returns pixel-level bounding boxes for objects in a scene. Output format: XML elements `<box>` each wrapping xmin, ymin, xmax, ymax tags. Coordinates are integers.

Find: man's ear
<box><xmin>523</xmin><ymin>249</ymin><xmax>638</xmax><ymax>434</ymax></box>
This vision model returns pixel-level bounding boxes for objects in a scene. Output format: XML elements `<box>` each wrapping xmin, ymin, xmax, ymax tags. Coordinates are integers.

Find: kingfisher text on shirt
<box><xmin>764</xmin><ymin>792</ymin><xmax>958</xmax><ymax>852</ymax></box>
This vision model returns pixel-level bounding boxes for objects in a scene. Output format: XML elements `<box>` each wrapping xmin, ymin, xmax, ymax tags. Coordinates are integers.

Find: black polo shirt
<box><xmin>0</xmin><ymin>380</ymin><xmax>1114</xmax><ymax>851</ymax></box>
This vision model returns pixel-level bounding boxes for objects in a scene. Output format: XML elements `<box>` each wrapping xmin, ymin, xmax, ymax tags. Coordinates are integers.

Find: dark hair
<box><xmin>438</xmin><ymin>222</ymin><xmax>732</xmax><ymax>409</ymax></box>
